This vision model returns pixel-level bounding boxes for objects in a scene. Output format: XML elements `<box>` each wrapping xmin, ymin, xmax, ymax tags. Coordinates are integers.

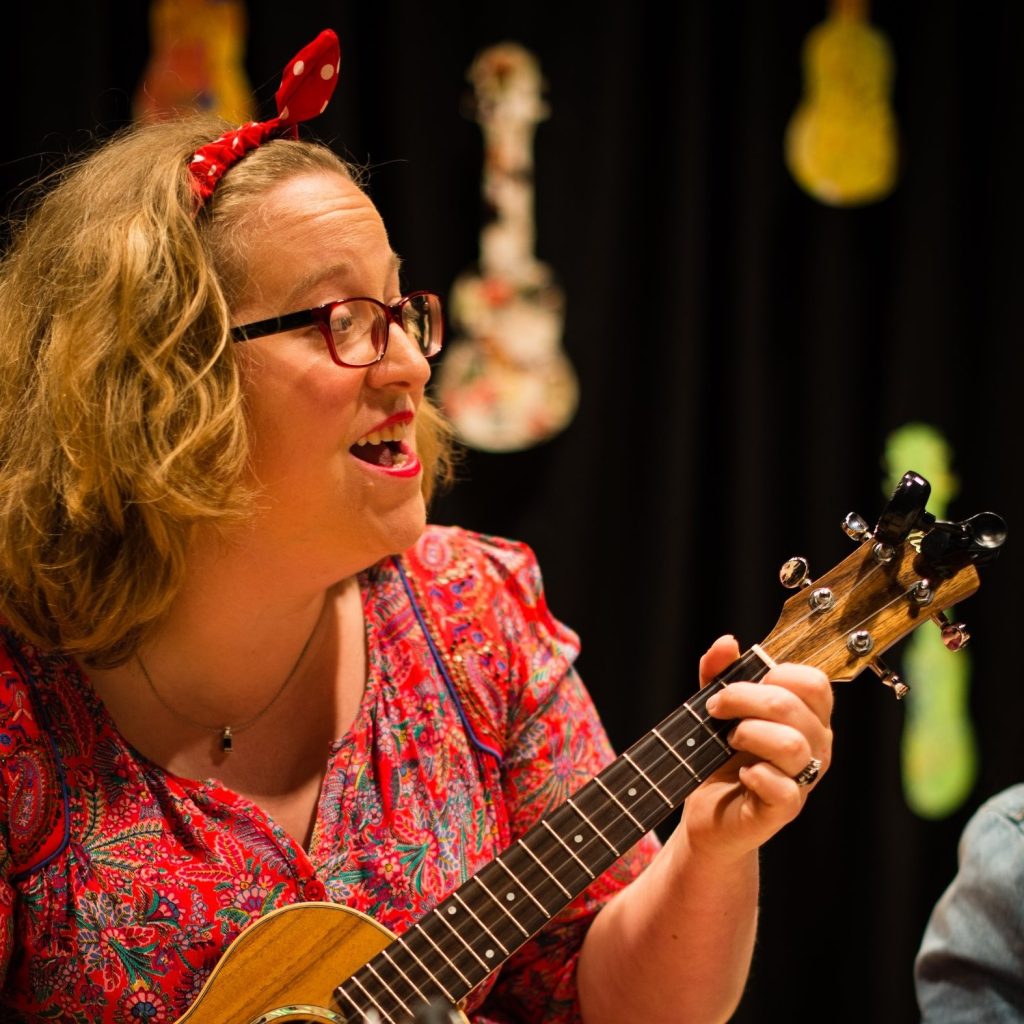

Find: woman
<box><xmin>0</xmin><ymin>30</ymin><xmax>832</xmax><ymax>1024</ymax></box>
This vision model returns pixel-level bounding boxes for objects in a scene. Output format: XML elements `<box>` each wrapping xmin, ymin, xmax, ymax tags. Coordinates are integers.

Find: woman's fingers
<box><xmin>699</xmin><ymin>635</ymin><xmax>741</xmax><ymax>687</ymax></box>
<box><xmin>705</xmin><ymin>662</ymin><xmax>833</xmax><ymax>784</ymax></box>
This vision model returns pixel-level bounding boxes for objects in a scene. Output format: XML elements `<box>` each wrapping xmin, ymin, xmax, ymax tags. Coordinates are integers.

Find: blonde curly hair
<box><xmin>0</xmin><ymin>115</ymin><xmax>453</xmax><ymax>667</ymax></box>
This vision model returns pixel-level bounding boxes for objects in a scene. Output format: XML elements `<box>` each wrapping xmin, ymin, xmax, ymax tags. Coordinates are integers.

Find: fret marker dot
<box><xmin>506</xmin><ymin>893</ymin><xmax>516</xmax><ymax>902</ymax></box>
<box><xmin>447</xmin><ymin>906</ymin><xmax>457</xmax><ymax>915</ymax></box>
<box><xmin>574</xmin><ymin>835</ymin><xmax>583</xmax><ymax>843</ymax></box>
<box><xmin>627</xmin><ymin>787</ymin><xmax>637</xmax><ymax>797</ymax></box>
<box><xmin>485</xmin><ymin>949</ymin><xmax>495</xmax><ymax>958</ymax></box>
<box><xmin>686</xmin><ymin>738</ymin><xmax>696</xmax><ymax>747</ymax></box>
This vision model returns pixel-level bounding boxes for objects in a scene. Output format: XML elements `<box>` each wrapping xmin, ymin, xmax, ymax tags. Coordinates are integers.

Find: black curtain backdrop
<box><xmin>3</xmin><ymin>3</ymin><xmax>1021</xmax><ymax>1021</ymax></box>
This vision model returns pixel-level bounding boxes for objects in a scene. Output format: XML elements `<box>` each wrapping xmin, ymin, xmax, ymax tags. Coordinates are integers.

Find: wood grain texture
<box><xmin>761</xmin><ymin>540</ymin><xmax>980</xmax><ymax>681</ymax></box>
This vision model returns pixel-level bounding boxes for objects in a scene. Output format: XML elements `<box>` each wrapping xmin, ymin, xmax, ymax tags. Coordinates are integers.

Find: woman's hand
<box><xmin>679</xmin><ymin>634</ymin><xmax>834</xmax><ymax>864</ymax></box>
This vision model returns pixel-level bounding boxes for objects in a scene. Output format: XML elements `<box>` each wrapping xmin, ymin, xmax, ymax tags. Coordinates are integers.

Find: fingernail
<box><xmin>706</xmin><ymin>694</ymin><xmax>720</xmax><ymax>715</ymax></box>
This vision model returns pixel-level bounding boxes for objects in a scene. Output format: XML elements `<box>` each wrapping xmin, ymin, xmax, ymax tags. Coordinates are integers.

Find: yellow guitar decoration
<box><xmin>884</xmin><ymin>424</ymin><xmax>977</xmax><ymax>818</ymax></box>
<box><xmin>786</xmin><ymin>0</ymin><xmax>899</xmax><ymax>206</ymax></box>
<box><xmin>133</xmin><ymin>0</ymin><xmax>253</xmax><ymax>125</ymax></box>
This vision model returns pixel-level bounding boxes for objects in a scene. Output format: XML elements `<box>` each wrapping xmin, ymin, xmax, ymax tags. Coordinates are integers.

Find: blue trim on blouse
<box><xmin>394</xmin><ymin>558</ymin><xmax>504</xmax><ymax>763</ymax></box>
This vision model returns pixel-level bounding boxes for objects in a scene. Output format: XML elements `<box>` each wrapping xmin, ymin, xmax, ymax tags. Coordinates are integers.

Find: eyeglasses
<box><xmin>230</xmin><ymin>291</ymin><xmax>444</xmax><ymax>368</ymax></box>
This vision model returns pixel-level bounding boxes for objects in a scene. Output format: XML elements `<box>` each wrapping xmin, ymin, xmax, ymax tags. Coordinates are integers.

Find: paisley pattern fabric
<box><xmin>0</xmin><ymin>527</ymin><xmax>659</xmax><ymax>1023</ymax></box>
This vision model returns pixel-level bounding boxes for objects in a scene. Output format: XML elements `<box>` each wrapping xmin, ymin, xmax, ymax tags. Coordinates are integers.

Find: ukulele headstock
<box><xmin>763</xmin><ymin>472</ymin><xmax>1006</xmax><ymax>690</ymax></box>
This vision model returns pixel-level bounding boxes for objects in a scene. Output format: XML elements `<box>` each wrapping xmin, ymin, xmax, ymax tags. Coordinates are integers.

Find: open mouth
<box><xmin>349</xmin><ymin>420</ymin><xmax>415</xmax><ymax>471</ymax></box>
<box><xmin>351</xmin><ymin>438</ymin><xmax>408</xmax><ymax>468</ymax></box>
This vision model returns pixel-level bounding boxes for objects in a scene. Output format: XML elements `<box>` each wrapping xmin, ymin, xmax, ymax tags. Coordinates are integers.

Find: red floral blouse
<box><xmin>0</xmin><ymin>527</ymin><xmax>659</xmax><ymax>1023</ymax></box>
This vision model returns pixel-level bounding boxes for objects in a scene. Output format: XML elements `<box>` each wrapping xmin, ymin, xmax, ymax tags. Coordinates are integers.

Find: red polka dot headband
<box><xmin>188</xmin><ymin>29</ymin><xmax>341</xmax><ymax>206</ymax></box>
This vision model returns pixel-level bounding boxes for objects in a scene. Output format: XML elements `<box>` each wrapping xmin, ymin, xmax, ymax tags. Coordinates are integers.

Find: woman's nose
<box><xmin>368</xmin><ymin>320</ymin><xmax>432</xmax><ymax>389</ymax></box>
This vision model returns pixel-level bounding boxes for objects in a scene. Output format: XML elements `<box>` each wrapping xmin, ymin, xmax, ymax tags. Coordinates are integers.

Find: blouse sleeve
<box><xmin>454</xmin><ymin>532</ymin><xmax>660</xmax><ymax>1024</ymax></box>
<box><xmin>915</xmin><ymin>784</ymin><xmax>1024</xmax><ymax>1022</ymax></box>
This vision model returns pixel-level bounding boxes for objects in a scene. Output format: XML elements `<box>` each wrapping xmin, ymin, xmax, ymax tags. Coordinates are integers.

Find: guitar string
<box><xmin>342</xmin><ymin>570</ymin><xmax>931</xmax><ymax>1018</ymax></box>
<box><xmin>343</xmin><ymin>662</ymin><xmax>766</xmax><ymax>1017</ymax></box>
<box><xmin>348</xmin><ymin>632</ymin><xmax>855</xmax><ymax>1016</ymax></box>
<box><xmin>342</xmin><ymin>683</ymin><xmax>743</xmax><ymax>1019</ymax></box>
<box><xmin>346</xmin><ymin>696</ymin><xmax>758</xmax><ymax>1022</ymax></box>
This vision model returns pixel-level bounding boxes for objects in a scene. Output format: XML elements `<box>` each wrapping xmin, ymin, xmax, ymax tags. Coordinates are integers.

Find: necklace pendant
<box><xmin>221</xmin><ymin>726</ymin><xmax>233</xmax><ymax>753</ymax></box>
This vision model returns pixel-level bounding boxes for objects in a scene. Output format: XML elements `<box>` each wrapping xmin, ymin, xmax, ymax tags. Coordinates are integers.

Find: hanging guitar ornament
<box><xmin>172</xmin><ymin>472</ymin><xmax>1005</xmax><ymax>1023</ymax></box>
<box><xmin>785</xmin><ymin>0</ymin><xmax>899</xmax><ymax>206</ymax></box>
<box><xmin>436</xmin><ymin>44</ymin><xmax>578</xmax><ymax>453</ymax></box>
<box><xmin>884</xmin><ymin>425</ymin><xmax>977</xmax><ymax>818</ymax></box>
<box><xmin>133</xmin><ymin>0</ymin><xmax>253</xmax><ymax>124</ymax></box>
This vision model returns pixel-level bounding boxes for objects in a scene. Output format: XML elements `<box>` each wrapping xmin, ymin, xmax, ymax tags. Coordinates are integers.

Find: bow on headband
<box><xmin>188</xmin><ymin>29</ymin><xmax>341</xmax><ymax>204</ymax></box>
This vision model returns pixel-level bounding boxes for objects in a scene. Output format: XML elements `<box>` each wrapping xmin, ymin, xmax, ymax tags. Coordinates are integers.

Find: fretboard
<box><xmin>332</xmin><ymin>648</ymin><xmax>771</xmax><ymax>1023</ymax></box>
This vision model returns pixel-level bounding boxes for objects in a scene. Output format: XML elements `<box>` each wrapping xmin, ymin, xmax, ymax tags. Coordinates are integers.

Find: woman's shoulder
<box><xmin>403</xmin><ymin>524</ymin><xmax>547</xmax><ymax>599</ymax></box>
<box><xmin>399</xmin><ymin>522</ymin><xmax>579</xmax><ymax>676</ymax></box>
<box><xmin>0</xmin><ymin>627</ymin><xmax>76</xmax><ymax>874</ymax></box>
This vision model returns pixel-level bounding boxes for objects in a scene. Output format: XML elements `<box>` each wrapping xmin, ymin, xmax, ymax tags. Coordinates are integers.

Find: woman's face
<box><xmin>229</xmin><ymin>171</ymin><xmax>432</xmax><ymax>579</ymax></box>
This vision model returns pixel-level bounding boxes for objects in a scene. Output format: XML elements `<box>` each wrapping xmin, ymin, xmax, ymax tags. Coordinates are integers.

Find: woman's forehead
<box><xmin>236</xmin><ymin>172</ymin><xmax>397</xmax><ymax>311</ymax></box>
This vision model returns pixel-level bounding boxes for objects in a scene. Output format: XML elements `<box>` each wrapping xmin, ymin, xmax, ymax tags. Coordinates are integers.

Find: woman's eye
<box><xmin>329</xmin><ymin>306</ymin><xmax>357</xmax><ymax>334</ymax></box>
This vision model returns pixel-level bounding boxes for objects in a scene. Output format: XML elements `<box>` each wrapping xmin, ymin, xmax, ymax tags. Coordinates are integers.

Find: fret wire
<box><xmin>594</xmin><ymin>776</ymin><xmax>644</xmax><ymax>831</ymax></box>
<box><xmin>571</xmin><ymin>780</ymin><xmax>643</xmax><ymax>857</ymax></box>
<box><xmin>349</xmin><ymin>645</ymin><xmax>793</xmax><ymax>1023</ymax></box>
<box><xmin>517</xmin><ymin>837</ymin><xmax>573</xmax><ymax>899</ymax></box>
<box><xmin>430</xmin><ymin>913</ymin><xmax>493</xmax><ymax>974</ymax></box>
<box><xmin>471</xmin><ymin>874</ymin><xmax>531</xmax><ymax>937</ymax></box>
<box><xmin>567</xmin><ymin>796</ymin><xmax>620</xmax><ymax>856</ymax></box>
<box><xmin>378</xmin><ymin>947</ymin><xmax>432</xmax><ymax>1005</ymax></box>
<box><xmin>600</xmin><ymin>758</ymin><xmax>675</xmax><ymax>830</ymax></box>
<box><xmin>650</xmin><ymin>718</ymin><xmax>733</xmax><ymax>789</ymax></box>
<box><xmin>542</xmin><ymin>819</ymin><xmax>595</xmax><ymax>879</ymax></box>
<box><xmin>431</xmin><ymin>908</ymin><xmax>492</xmax><ymax>972</ymax></box>
<box><xmin>360</xmin><ymin>963</ymin><xmax>412</xmax><ymax>1019</ymax></box>
<box><xmin>334</xmin><ymin>982</ymin><xmax>364</xmax><ymax>1020</ymax></box>
<box><xmin>417</xmin><ymin>926</ymin><xmax>474</xmax><ymax>989</ymax></box>
<box><xmin>342</xmin><ymin>973</ymin><xmax>394</xmax><ymax>1023</ymax></box>
<box><xmin>650</xmin><ymin>726</ymin><xmax>703</xmax><ymax>781</ymax></box>
<box><xmin>652</xmin><ymin>712</ymin><xmax>729</xmax><ymax>773</ymax></box>
<box><xmin>682</xmin><ymin>699</ymin><xmax>732</xmax><ymax>753</ymax></box>
<box><xmin>453</xmin><ymin>890</ymin><xmax>511</xmax><ymax>955</ymax></box>
<box><xmin>621</xmin><ymin>751</ymin><xmax>673</xmax><ymax>807</ymax></box>
<box><xmin>389</xmin><ymin>932</ymin><xmax>457</xmax><ymax>1004</ymax></box>
<box><xmin>494</xmin><ymin>856</ymin><xmax>551</xmax><ymax>917</ymax></box>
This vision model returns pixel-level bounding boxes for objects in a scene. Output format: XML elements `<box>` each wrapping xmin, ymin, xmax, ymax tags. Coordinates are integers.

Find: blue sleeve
<box><xmin>915</xmin><ymin>784</ymin><xmax>1024</xmax><ymax>1022</ymax></box>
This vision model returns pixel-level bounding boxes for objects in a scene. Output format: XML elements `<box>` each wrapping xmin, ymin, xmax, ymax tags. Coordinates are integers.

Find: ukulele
<box><xmin>174</xmin><ymin>471</ymin><xmax>1005</xmax><ymax>1023</ymax></box>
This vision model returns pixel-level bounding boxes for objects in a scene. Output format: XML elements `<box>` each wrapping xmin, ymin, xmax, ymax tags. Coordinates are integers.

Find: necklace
<box><xmin>136</xmin><ymin>614</ymin><xmax>320</xmax><ymax>754</ymax></box>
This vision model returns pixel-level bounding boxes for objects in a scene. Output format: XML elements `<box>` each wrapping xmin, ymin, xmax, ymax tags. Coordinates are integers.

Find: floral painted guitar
<box><xmin>436</xmin><ymin>43</ymin><xmax>578</xmax><ymax>452</ymax></box>
<box><xmin>174</xmin><ymin>472</ymin><xmax>1005</xmax><ymax>1023</ymax></box>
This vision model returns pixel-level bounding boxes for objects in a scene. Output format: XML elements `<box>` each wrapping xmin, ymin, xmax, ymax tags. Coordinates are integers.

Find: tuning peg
<box><xmin>780</xmin><ymin>557</ymin><xmax>811</xmax><ymax>589</ymax></box>
<box><xmin>931</xmin><ymin>614</ymin><xmax>970</xmax><ymax>651</ymax></box>
<box><xmin>842</xmin><ymin>512</ymin><xmax>872</xmax><ymax>542</ymax></box>
<box><xmin>870</xmin><ymin>658</ymin><xmax>910</xmax><ymax>700</ymax></box>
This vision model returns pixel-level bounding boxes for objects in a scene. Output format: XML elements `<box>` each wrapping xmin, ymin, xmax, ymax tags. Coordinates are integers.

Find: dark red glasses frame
<box><xmin>230</xmin><ymin>291</ymin><xmax>444</xmax><ymax>368</ymax></box>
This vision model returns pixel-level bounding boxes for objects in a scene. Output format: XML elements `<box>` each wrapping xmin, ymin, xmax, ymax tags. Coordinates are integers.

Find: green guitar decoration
<box><xmin>884</xmin><ymin>424</ymin><xmax>976</xmax><ymax>818</ymax></box>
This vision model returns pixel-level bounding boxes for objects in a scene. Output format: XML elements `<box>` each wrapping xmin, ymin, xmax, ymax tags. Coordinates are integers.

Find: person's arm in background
<box><xmin>916</xmin><ymin>783</ymin><xmax>1024</xmax><ymax>1023</ymax></box>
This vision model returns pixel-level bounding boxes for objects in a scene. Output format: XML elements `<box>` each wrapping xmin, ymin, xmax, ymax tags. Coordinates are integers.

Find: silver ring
<box><xmin>794</xmin><ymin>757</ymin><xmax>823</xmax><ymax>787</ymax></box>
